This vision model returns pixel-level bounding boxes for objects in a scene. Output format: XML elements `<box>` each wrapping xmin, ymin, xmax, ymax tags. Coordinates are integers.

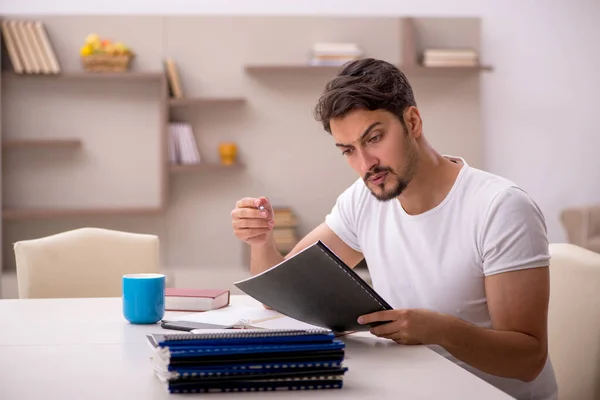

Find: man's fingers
<box><xmin>370</xmin><ymin>320</ymin><xmax>401</xmax><ymax>337</ymax></box>
<box><xmin>231</xmin><ymin>207</ymin><xmax>268</xmax><ymax>220</ymax></box>
<box><xmin>235</xmin><ymin>227</ymin><xmax>271</xmax><ymax>240</ymax></box>
<box><xmin>235</xmin><ymin>197</ymin><xmax>261</xmax><ymax>209</ymax></box>
<box><xmin>358</xmin><ymin>310</ymin><xmax>399</xmax><ymax>325</ymax></box>
<box><xmin>233</xmin><ymin>219</ymin><xmax>272</xmax><ymax>230</ymax></box>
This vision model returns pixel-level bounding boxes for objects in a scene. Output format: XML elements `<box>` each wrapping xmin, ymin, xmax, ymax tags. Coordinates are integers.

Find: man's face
<box><xmin>330</xmin><ymin>109</ymin><xmax>418</xmax><ymax>201</ymax></box>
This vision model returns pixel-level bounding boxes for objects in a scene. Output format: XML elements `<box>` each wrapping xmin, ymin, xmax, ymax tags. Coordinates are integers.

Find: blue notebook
<box><xmin>168</xmin><ymin>378</ymin><xmax>344</xmax><ymax>394</ymax></box>
<box><xmin>147</xmin><ymin>328</ymin><xmax>348</xmax><ymax>393</ymax></box>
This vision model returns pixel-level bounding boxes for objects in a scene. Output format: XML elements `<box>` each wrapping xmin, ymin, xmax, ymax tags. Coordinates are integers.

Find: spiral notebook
<box><xmin>234</xmin><ymin>240</ymin><xmax>393</xmax><ymax>332</ymax></box>
<box><xmin>147</xmin><ymin>328</ymin><xmax>347</xmax><ymax>393</ymax></box>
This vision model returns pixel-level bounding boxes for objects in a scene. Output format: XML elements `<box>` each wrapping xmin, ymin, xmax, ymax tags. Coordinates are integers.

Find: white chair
<box><xmin>14</xmin><ymin>227</ymin><xmax>161</xmax><ymax>299</ymax></box>
<box><xmin>548</xmin><ymin>243</ymin><xmax>600</xmax><ymax>400</ymax></box>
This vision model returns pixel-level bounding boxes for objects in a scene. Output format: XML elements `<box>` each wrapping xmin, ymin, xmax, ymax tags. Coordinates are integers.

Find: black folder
<box><xmin>234</xmin><ymin>241</ymin><xmax>393</xmax><ymax>332</ymax></box>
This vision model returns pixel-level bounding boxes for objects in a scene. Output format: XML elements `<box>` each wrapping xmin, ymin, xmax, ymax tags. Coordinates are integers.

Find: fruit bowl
<box><xmin>80</xmin><ymin>33</ymin><xmax>134</xmax><ymax>73</ymax></box>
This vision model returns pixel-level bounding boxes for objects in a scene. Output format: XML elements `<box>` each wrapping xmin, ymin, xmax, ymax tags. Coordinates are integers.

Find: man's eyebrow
<box><xmin>335</xmin><ymin>122</ymin><xmax>382</xmax><ymax>147</ymax></box>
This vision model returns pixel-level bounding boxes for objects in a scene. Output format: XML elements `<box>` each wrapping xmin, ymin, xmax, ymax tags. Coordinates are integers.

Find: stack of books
<box><xmin>420</xmin><ymin>48</ymin><xmax>479</xmax><ymax>67</ymax></box>
<box><xmin>168</xmin><ymin>122</ymin><xmax>201</xmax><ymax>165</ymax></box>
<box><xmin>272</xmin><ymin>207</ymin><xmax>299</xmax><ymax>255</ymax></box>
<box><xmin>147</xmin><ymin>328</ymin><xmax>347</xmax><ymax>394</ymax></box>
<box><xmin>1</xmin><ymin>19</ymin><xmax>61</xmax><ymax>74</ymax></box>
<box><xmin>309</xmin><ymin>42</ymin><xmax>363</xmax><ymax>66</ymax></box>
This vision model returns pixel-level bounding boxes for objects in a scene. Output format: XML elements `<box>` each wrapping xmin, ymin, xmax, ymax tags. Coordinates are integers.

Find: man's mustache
<box><xmin>364</xmin><ymin>166</ymin><xmax>393</xmax><ymax>181</ymax></box>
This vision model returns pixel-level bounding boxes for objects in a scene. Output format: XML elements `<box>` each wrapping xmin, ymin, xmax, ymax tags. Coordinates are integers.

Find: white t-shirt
<box><xmin>325</xmin><ymin>157</ymin><xmax>558</xmax><ymax>400</ymax></box>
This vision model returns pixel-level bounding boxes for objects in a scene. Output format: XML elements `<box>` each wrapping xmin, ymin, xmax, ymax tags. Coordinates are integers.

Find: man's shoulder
<box><xmin>463</xmin><ymin>167</ymin><xmax>543</xmax><ymax>222</ymax></box>
<box><xmin>463</xmin><ymin>166</ymin><xmax>527</xmax><ymax>203</ymax></box>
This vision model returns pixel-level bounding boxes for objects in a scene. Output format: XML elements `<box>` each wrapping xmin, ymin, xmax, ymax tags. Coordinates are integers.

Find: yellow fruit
<box><xmin>114</xmin><ymin>42</ymin><xmax>129</xmax><ymax>55</ymax></box>
<box><xmin>85</xmin><ymin>33</ymin><xmax>100</xmax><ymax>45</ymax></box>
<box><xmin>80</xmin><ymin>44</ymin><xmax>93</xmax><ymax>56</ymax></box>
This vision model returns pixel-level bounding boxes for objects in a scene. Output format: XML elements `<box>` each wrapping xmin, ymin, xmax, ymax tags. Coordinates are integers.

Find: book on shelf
<box><xmin>273</xmin><ymin>207</ymin><xmax>298</xmax><ymax>227</ymax></box>
<box><xmin>272</xmin><ymin>227</ymin><xmax>298</xmax><ymax>253</ymax></box>
<box><xmin>146</xmin><ymin>328</ymin><xmax>347</xmax><ymax>393</ymax></box>
<box><xmin>1</xmin><ymin>19</ymin><xmax>61</xmax><ymax>74</ymax></box>
<box><xmin>421</xmin><ymin>48</ymin><xmax>479</xmax><ymax>67</ymax></box>
<box><xmin>271</xmin><ymin>207</ymin><xmax>299</xmax><ymax>254</ymax></box>
<box><xmin>309</xmin><ymin>42</ymin><xmax>363</xmax><ymax>66</ymax></box>
<box><xmin>168</xmin><ymin>122</ymin><xmax>201</xmax><ymax>165</ymax></box>
<box><xmin>164</xmin><ymin>59</ymin><xmax>184</xmax><ymax>98</ymax></box>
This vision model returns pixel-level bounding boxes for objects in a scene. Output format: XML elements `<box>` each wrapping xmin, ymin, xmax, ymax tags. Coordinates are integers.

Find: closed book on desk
<box><xmin>234</xmin><ymin>240</ymin><xmax>392</xmax><ymax>332</ymax></box>
<box><xmin>165</xmin><ymin>288</ymin><xmax>229</xmax><ymax>312</ymax></box>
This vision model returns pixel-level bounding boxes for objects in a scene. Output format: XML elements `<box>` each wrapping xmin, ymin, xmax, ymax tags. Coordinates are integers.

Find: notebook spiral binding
<box><xmin>170</xmin><ymin>382</ymin><xmax>343</xmax><ymax>393</ymax></box>
<box><xmin>160</xmin><ymin>328</ymin><xmax>333</xmax><ymax>342</ymax></box>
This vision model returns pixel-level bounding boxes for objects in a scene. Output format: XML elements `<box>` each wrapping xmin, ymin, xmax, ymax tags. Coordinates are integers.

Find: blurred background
<box><xmin>1</xmin><ymin>0</ymin><xmax>598</xmax><ymax>298</ymax></box>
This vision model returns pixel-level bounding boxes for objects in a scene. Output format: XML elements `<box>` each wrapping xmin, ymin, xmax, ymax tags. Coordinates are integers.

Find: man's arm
<box><xmin>251</xmin><ymin>222</ymin><xmax>364</xmax><ymax>276</ymax></box>
<box><xmin>436</xmin><ymin>266</ymin><xmax>549</xmax><ymax>382</ymax></box>
<box><xmin>360</xmin><ymin>266</ymin><xmax>550</xmax><ymax>382</ymax></box>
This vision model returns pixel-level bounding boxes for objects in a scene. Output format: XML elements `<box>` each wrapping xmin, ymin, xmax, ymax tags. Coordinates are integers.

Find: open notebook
<box><xmin>171</xmin><ymin>305</ymin><xmax>323</xmax><ymax>330</ymax></box>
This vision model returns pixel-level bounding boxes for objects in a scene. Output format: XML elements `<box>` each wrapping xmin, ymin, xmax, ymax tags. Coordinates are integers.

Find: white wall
<box><xmin>481</xmin><ymin>0</ymin><xmax>600</xmax><ymax>243</ymax></box>
<box><xmin>2</xmin><ymin>0</ymin><xmax>599</xmax><ymax>244</ymax></box>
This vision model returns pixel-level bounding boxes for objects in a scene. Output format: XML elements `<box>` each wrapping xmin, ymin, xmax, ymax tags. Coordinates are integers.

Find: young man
<box><xmin>230</xmin><ymin>58</ymin><xmax>558</xmax><ymax>400</ymax></box>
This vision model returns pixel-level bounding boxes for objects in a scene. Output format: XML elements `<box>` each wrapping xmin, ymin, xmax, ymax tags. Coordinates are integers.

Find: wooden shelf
<box><xmin>169</xmin><ymin>163</ymin><xmax>245</xmax><ymax>173</ymax></box>
<box><xmin>2</xmin><ymin>207</ymin><xmax>163</xmax><ymax>220</ymax></box>
<box><xmin>405</xmin><ymin>64</ymin><xmax>494</xmax><ymax>72</ymax></box>
<box><xmin>244</xmin><ymin>64</ymin><xmax>343</xmax><ymax>73</ymax></box>
<box><xmin>1</xmin><ymin>71</ymin><xmax>164</xmax><ymax>81</ymax></box>
<box><xmin>244</xmin><ymin>63</ymin><xmax>492</xmax><ymax>73</ymax></box>
<box><xmin>169</xmin><ymin>97</ymin><xmax>246</xmax><ymax>107</ymax></box>
<box><xmin>2</xmin><ymin>138</ymin><xmax>82</xmax><ymax>149</ymax></box>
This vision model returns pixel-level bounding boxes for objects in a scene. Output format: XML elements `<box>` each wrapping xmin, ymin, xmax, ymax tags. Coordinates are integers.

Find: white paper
<box><xmin>171</xmin><ymin>305</ymin><xmax>283</xmax><ymax>327</ymax></box>
<box><xmin>172</xmin><ymin>305</ymin><xmax>325</xmax><ymax>330</ymax></box>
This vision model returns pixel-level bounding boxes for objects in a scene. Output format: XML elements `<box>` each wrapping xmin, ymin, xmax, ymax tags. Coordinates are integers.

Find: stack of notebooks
<box><xmin>146</xmin><ymin>328</ymin><xmax>347</xmax><ymax>394</ymax></box>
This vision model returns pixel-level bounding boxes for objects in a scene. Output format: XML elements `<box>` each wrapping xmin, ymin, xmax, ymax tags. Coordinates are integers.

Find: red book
<box><xmin>165</xmin><ymin>288</ymin><xmax>230</xmax><ymax>312</ymax></box>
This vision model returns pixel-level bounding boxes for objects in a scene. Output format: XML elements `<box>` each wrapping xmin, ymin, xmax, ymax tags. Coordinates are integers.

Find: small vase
<box><xmin>218</xmin><ymin>142</ymin><xmax>238</xmax><ymax>165</ymax></box>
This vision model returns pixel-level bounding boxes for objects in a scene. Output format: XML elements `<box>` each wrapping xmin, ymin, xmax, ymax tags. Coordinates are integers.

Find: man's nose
<box><xmin>358</xmin><ymin>151</ymin><xmax>378</xmax><ymax>176</ymax></box>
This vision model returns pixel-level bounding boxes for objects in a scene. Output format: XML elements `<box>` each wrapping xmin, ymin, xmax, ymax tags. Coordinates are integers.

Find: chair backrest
<box><xmin>14</xmin><ymin>227</ymin><xmax>160</xmax><ymax>299</ymax></box>
<box><xmin>548</xmin><ymin>243</ymin><xmax>600</xmax><ymax>400</ymax></box>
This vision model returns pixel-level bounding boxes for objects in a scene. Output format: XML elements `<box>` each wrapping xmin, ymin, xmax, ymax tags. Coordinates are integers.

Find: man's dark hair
<box><xmin>314</xmin><ymin>58</ymin><xmax>417</xmax><ymax>134</ymax></box>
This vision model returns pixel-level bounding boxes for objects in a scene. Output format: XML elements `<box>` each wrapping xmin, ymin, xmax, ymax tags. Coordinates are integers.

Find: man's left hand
<box><xmin>357</xmin><ymin>308</ymin><xmax>451</xmax><ymax>345</ymax></box>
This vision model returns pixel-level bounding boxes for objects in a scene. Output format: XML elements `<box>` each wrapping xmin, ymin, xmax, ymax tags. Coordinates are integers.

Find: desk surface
<box><xmin>0</xmin><ymin>295</ymin><xmax>514</xmax><ymax>399</ymax></box>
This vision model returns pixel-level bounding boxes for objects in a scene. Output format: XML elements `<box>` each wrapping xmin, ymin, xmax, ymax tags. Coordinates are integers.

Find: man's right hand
<box><xmin>231</xmin><ymin>197</ymin><xmax>275</xmax><ymax>246</ymax></box>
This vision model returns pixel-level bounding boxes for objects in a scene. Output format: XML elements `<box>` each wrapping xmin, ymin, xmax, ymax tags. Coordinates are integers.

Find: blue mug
<box><xmin>122</xmin><ymin>273</ymin><xmax>165</xmax><ymax>324</ymax></box>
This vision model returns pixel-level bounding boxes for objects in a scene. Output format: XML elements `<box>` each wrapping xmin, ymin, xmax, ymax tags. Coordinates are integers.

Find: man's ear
<box><xmin>403</xmin><ymin>106</ymin><xmax>422</xmax><ymax>138</ymax></box>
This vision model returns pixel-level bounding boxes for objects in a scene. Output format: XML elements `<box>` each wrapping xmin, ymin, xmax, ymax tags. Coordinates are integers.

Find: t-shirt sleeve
<box><xmin>325</xmin><ymin>180</ymin><xmax>363</xmax><ymax>253</ymax></box>
<box><xmin>481</xmin><ymin>186</ymin><xmax>550</xmax><ymax>276</ymax></box>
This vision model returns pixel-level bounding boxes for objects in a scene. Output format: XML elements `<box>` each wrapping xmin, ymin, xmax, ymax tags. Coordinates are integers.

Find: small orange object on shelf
<box><xmin>218</xmin><ymin>142</ymin><xmax>238</xmax><ymax>165</ymax></box>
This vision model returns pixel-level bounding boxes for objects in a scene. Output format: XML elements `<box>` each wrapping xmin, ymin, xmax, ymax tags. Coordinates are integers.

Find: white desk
<box><xmin>0</xmin><ymin>295</ymin><xmax>514</xmax><ymax>399</ymax></box>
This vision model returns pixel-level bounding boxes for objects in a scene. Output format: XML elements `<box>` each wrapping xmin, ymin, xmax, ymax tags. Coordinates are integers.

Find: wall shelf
<box><xmin>2</xmin><ymin>207</ymin><xmax>164</xmax><ymax>220</ymax></box>
<box><xmin>244</xmin><ymin>64</ymin><xmax>342</xmax><ymax>73</ymax></box>
<box><xmin>1</xmin><ymin>138</ymin><xmax>82</xmax><ymax>149</ymax></box>
<box><xmin>244</xmin><ymin>63</ymin><xmax>492</xmax><ymax>74</ymax></box>
<box><xmin>1</xmin><ymin>71</ymin><xmax>165</xmax><ymax>81</ymax></box>
<box><xmin>169</xmin><ymin>97</ymin><xmax>246</xmax><ymax>107</ymax></box>
<box><xmin>169</xmin><ymin>163</ymin><xmax>245</xmax><ymax>173</ymax></box>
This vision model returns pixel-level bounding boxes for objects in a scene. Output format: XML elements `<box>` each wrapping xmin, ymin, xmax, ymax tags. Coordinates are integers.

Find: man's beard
<box><xmin>364</xmin><ymin>167</ymin><xmax>411</xmax><ymax>201</ymax></box>
<box><xmin>363</xmin><ymin>143</ymin><xmax>418</xmax><ymax>202</ymax></box>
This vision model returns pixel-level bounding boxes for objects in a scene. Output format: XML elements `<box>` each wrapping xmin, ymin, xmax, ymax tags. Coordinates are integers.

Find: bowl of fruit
<box><xmin>80</xmin><ymin>33</ymin><xmax>135</xmax><ymax>72</ymax></box>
